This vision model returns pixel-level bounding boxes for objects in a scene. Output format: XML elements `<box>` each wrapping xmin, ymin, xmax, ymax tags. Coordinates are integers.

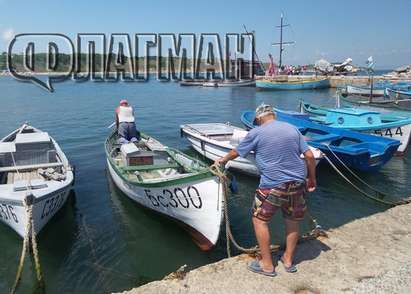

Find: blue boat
<box><xmin>240</xmin><ymin>110</ymin><xmax>400</xmax><ymax>172</ymax></box>
<box><xmin>256</xmin><ymin>77</ymin><xmax>330</xmax><ymax>90</ymax></box>
<box><xmin>385</xmin><ymin>88</ymin><xmax>411</xmax><ymax>100</ymax></box>
<box><xmin>300</xmin><ymin>101</ymin><xmax>411</xmax><ymax>155</ymax></box>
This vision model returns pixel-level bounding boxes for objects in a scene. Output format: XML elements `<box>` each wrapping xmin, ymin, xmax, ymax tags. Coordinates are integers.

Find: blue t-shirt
<box><xmin>236</xmin><ymin>120</ymin><xmax>310</xmax><ymax>188</ymax></box>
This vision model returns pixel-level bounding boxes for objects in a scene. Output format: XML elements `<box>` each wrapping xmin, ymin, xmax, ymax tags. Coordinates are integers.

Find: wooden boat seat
<box><xmin>344</xmin><ymin>142</ymin><xmax>378</xmax><ymax>153</ymax></box>
<box><xmin>0</xmin><ymin>162</ymin><xmax>63</xmax><ymax>173</ymax></box>
<box><xmin>307</xmin><ymin>134</ymin><xmax>342</xmax><ymax>143</ymax></box>
<box><xmin>120</xmin><ymin>163</ymin><xmax>180</xmax><ymax>172</ymax></box>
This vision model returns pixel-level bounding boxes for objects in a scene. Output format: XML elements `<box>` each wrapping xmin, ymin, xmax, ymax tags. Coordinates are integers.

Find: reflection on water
<box><xmin>0</xmin><ymin>77</ymin><xmax>410</xmax><ymax>293</ymax></box>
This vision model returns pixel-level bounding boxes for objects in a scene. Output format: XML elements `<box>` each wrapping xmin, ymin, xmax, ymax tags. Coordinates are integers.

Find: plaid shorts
<box><xmin>252</xmin><ymin>181</ymin><xmax>307</xmax><ymax>222</ymax></box>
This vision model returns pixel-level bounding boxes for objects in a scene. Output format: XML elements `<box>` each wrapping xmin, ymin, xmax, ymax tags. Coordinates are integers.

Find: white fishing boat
<box><xmin>105</xmin><ymin>131</ymin><xmax>223</xmax><ymax>251</ymax></box>
<box><xmin>202</xmin><ymin>82</ymin><xmax>218</xmax><ymax>87</ymax></box>
<box><xmin>180</xmin><ymin>123</ymin><xmax>323</xmax><ymax>176</ymax></box>
<box><xmin>211</xmin><ymin>80</ymin><xmax>256</xmax><ymax>87</ymax></box>
<box><xmin>343</xmin><ymin>85</ymin><xmax>386</xmax><ymax>96</ymax></box>
<box><xmin>0</xmin><ymin>124</ymin><xmax>74</xmax><ymax>237</ymax></box>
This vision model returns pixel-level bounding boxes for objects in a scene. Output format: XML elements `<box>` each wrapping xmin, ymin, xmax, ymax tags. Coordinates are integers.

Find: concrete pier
<box><xmin>327</xmin><ymin>75</ymin><xmax>411</xmax><ymax>88</ymax></box>
<box><xmin>257</xmin><ymin>74</ymin><xmax>411</xmax><ymax>88</ymax></box>
<box><xmin>116</xmin><ymin>203</ymin><xmax>411</xmax><ymax>294</ymax></box>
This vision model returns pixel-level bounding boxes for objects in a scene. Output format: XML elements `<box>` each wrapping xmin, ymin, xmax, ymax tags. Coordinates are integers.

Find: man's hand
<box><xmin>305</xmin><ymin>177</ymin><xmax>316</xmax><ymax>192</ymax></box>
<box><xmin>213</xmin><ymin>149</ymin><xmax>239</xmax><ymax>167</ymax></box>
<box><xmin>214</xmin><ymin>157</ymin><xmax>226</xmax><ymax>166</ymax></box>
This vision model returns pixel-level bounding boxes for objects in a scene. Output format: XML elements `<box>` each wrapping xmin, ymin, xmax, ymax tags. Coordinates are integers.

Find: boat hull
<box><xmin>340</xmin><ymin>94</ymin><xmax>411</xmax><ymax>111</ymax></box>
<box><xmin>215</xmin><ymin>80</ymin><xmax>256</xmax><ymax>87</ymax></box>
<box><xmin>181</xmin><ymin>124</ymin><xmax>322</xmax><ymax>176</ymax></box>
<box><xmin>0</xmin><ymin>175</ymin><xmax>73</xmax><ymax>237</ymax></box>
<box><xmin>256</xmin><ymin>78</ymin><xmax>330</xmax><ymax>90</ymax></box>
<box><xmin>386</xmin><ymin>88</ymin><xmax>411</xmax><ymax>100</ymax></box>
<box><xmin>107</xmin><ymin>160</ymin><xmax>223</xmax><ymax>251</ymax></box>
<box><xmin>365</xmin><ymin>125</ymin><xmax>411</xmax><ymax>154</ymax></box>
<box><xmin>345</xmin><ymin>85</ymin><xmax>385</xmax><ymax>96</ymax></box>
<box><xmin>184</xmin><ymin>132</ymin><xmax>260</xmax><ymax>176</ymax></box>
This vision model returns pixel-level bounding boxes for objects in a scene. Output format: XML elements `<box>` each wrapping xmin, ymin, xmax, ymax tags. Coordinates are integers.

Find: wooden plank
<box><xmin>0</xmin><ymin>162</ymin><xmax>63</xmax><ymax>173</ymax></box>
<box><xmin>120</xmin><ymin>163</ymin><xmax>179</xmax><ymax>172</ymax></box>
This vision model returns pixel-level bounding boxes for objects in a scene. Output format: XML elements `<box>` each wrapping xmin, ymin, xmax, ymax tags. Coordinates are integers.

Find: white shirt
<box><xmin>117</xmin><ymin>106</ymin><xmax>135</xmax><ymax>123</ymax></box>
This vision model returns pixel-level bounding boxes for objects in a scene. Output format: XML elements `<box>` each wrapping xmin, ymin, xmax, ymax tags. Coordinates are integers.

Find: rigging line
<box><xmin>243</xmin><ymin>24</ymin><xmax>266</xmax><ymax>72</ymax></box>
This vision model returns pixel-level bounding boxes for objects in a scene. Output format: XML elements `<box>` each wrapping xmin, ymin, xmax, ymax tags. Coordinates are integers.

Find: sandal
<box><xmin>247</xmin><ymin>260</ymin><xmax>277</xmax><ymax>277</ymax></box>
<box><xmin>280</xmin><ymin>256</ymin><xmax>297</xmax><ymax>273</ymax></box>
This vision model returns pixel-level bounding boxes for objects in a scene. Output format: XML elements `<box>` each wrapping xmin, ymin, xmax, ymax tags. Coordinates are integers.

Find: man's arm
<box><xmin>115</xmin><ymin>111</ymin><xmax>119</xmax><ymax>129</ymax></box>
<box><xmin>214</xmin><ymin>149</ymin><xmax>239</xmax><ymax>165</ymax></box>
<box><xmin>303</xmin><ymin>150</ymin><xmax>317</xmax><ymax>192</ymax></box>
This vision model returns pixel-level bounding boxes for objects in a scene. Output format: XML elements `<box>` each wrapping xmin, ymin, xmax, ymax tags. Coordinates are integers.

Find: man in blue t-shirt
<box><xmin>215</xmin><ymin>103</ymin><xmax>317</xmax><ymax>277</ymax></box>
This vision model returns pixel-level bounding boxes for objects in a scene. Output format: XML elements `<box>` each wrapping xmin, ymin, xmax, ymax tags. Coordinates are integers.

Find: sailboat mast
<box><xmin>272</xmin><ymin>13</ymin><xmax>294</xmax><ymax>69</ymax></box>
<box><xmin>279</xmin><ymin>14</ymin><xmax>284</xmax><ymax>68</ymax></box>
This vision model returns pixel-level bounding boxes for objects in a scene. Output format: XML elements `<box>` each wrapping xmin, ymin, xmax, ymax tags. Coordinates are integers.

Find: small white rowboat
<box><xmin>105</xmin><ymin>131</ymin><xmax>223</xmax><ymax>251</ymax></box>
<box><xmin>180</xmin><ymin>123</ymin><xmax>323</xmax><ymax>176</ymax></box>
<box><xmin>0</xmin><ymin>124</ymin><xmax>74</xmax><ymax>237</ymax></box>
<box><xmin>344</xmin><ymin>85</ymin><xmax>386</xmax><ymax>96</ymax></box>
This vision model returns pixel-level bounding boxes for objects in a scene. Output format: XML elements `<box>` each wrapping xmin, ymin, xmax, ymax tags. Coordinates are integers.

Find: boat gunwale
<box><xmin>0</xmin><ymin>124</ymin><xmax>74</xmax><ymax>201</ymax></box>
<box><xmin>257</xmin><ymin>77</ymin><xmax>329</xmax><ymax>84</ymax></box>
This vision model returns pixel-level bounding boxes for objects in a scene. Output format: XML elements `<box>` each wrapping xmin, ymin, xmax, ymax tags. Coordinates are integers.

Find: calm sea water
<box><xmin>0</xmin><ymin>76</ymin><xmax>410</xmax><ymax>294</ymax></box>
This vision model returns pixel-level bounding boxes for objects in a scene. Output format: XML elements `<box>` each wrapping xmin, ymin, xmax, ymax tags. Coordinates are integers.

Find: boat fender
<box><xmin>70</xmin><ymin>165</ymin><xmax>76</xmax><ymax>186</ymax></box>
<box><xmin>228</xmin><ymin>174</ymin><xmax>238</xmax><ymax>194</ymax></box>
<box><xmin>25</xmin><ymin>193</ymin><xmax>35</xmax><ymax>206</ymax></box>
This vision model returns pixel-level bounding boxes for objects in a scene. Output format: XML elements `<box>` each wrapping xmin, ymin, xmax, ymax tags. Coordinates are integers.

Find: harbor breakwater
<box><xmin>328</xmin><ymin>75</ymin><xmax>411</xmax><ymax>88</ymax></box>
<box><xmin>116</xmin><ymin>203</ymin><xmax>411</xmax><ymax>294</ymax></box>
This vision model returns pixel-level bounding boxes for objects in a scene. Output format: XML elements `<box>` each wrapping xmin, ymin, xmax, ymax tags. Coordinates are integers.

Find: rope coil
<box><xmin>209</xmin><ymin>163</ymin><xmax>325</xmax><ymax>257</ymax></box>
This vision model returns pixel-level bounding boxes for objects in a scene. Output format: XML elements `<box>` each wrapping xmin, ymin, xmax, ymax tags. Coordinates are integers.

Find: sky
<box><xmin>0</xmin><ymin>0</ymin><xmax>410</xmax><ymax>69</ymax></box>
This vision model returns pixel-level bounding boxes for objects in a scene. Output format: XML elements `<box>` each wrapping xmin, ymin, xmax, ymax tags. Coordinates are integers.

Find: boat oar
<box><xmin>107</xmin><ymin>122</ymin><xmax>116</xmax><ymax>129</ymax></box>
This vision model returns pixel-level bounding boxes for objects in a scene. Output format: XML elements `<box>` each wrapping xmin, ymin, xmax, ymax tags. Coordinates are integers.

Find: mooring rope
<box><xmin>209</xmin><ymin>164</ymin><xmax>326</xmax><ymax>257</ymax></box>
<box><xmin>323</xmin><ymin>152</ymin><xmax>411</xmax><ymax>206</ymax></box>
<box><xmin>325</xmin><ymin>145</ymin><xmax>390</xmax><ymax>198</ymax></box>
<box><xmin>10</xmin><ymin>149</ymin><xmax>45</xmax><ymax>294</ymax></box>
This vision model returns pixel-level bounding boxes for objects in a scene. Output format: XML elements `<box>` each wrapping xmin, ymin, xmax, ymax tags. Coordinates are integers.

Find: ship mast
<box><xmin>272</xmin><ymin>13</ymin><xmax>294</xmax><ymax>68</ymax></box>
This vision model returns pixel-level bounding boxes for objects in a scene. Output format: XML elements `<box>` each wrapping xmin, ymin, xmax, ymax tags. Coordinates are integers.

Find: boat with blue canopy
<box><xmin>300</xmin><ymin>101</ymin><xmax>411</xmax><ymax>154</ymax></box>
<box><xmin>240</xmin><ymin>110</ymin><xmax>400</xmax><ymax>172</ymax></box>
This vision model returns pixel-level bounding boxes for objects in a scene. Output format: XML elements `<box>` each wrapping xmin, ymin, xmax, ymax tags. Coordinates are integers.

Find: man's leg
<box><xmin>127</xmin><ymin>122</ymin><xmax>138</xmax><ymax>142</ymax></box>
<box><xmin>283</xmin><ymin>218</ymin><xmax>299</xmax><ymax>267</ymax></box>
<box><xmin>252</xmin><ymin>217</ymin><xmax>274</xmax><ymax>272</ymax></box>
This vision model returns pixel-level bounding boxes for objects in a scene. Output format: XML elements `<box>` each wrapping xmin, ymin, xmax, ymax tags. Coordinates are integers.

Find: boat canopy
<box><xmin>324</xmin><ymin>108</ymin><xmax>382</xmax><ymax>127</ymax></box>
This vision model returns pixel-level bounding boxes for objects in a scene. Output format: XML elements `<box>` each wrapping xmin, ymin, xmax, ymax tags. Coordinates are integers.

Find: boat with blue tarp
<box><xmin>300</xmin><ymin>101</ymin><xmax>411</xmax><ymax>154</ymax></box>
<box><xmin>240</xmin><ymin>110</ymin><xmax>401</xmax><ymax>172</ymax></box>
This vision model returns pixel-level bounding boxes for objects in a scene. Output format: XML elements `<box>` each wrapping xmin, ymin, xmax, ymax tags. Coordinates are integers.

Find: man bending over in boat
<box><xmin>215</xmin><ymin>103</ymin><xmax>317</xmax><ymax>277</ymax></box>
<box><xmin>115</xmin><ymin>99</ymin><xmax>140</xmax><ymax>144</ymax></box>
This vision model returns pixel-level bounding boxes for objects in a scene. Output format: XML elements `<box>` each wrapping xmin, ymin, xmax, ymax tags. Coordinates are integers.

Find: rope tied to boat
<box><xmin>10</xmin><ymin>194</ymin><xmax>45</xmax><ymax>294</ymax></box>
<box><xmin>9</xmin><ymin>149</ymin><xmax>45</xmax><ymax>294</ymax></box>
<box><xmin>209</xmin><ymin>163</ymin><xmax>327</xmax><ymax>258</ymax></box>
<box><xmin>323</xmin><ymin>146</ymin><xmax>411</xmax><ymax>207</ymax></box>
